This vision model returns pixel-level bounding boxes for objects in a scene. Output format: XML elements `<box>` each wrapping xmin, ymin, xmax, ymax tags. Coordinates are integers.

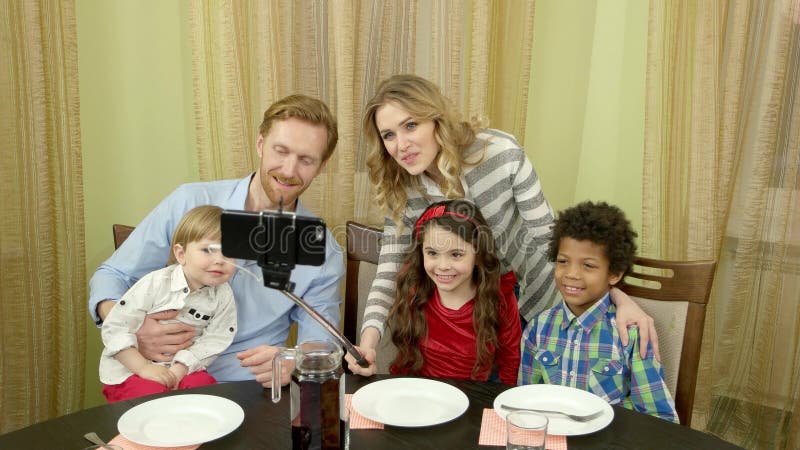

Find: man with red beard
<box><xmin>89</xmin><ymin>94</ymin><xmax>343</xmax><ymax>387</ymax></box>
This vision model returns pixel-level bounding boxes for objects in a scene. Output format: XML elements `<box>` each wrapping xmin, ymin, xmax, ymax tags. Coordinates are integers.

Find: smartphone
<box><xmin>220</xmin><ymin>209</ymin><xmax>326</xmax><ymax>266</ymax></box>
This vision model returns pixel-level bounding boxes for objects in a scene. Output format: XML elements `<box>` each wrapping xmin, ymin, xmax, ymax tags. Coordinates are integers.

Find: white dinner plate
<box><xmin>118</xmin><ymin>394</ymin><xmax>244</xmax><ymax>446</ymax></box>
<box><xmin>352</xmin><ymin>378</ymin><xmax>469</xmax><ymax>427</ymax></box>
<box><xmin>494</xmin><ymin>385</ymin><xmax>614</xmax><ymax>436</ymax></box>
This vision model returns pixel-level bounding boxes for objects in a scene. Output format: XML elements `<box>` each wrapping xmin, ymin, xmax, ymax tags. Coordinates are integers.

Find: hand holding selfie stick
<box><xmin>222</xmin><ymin>201</ymin><xmax>369</xmax><ymax>368</ymax></box>
<box><xmin>279</xmin><ymin>289</ymin><xmax>369</xmax><ymax>368</ymax></box>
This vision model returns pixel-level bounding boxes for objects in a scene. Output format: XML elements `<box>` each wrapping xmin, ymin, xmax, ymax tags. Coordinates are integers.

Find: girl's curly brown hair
<box><xmin>388</xmin><ymin>200</ymin><xmax>503</xmax><ymax>379</ymax></box>
<box><xmin>548</xmin><ymin>201</ymin><xmax>638</xmax><ymax>277</ymax></box>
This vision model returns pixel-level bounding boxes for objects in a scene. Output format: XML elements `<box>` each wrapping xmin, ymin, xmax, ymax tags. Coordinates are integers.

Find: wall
<box><xmin>525</xmin><ymin>0</ymin><xmax>646</xmax><ymax>233</ymax></box>
<box><xmin>77</xmin><ymin>0</ymin><xmax>196</xmax><ymax>407</ymax></box>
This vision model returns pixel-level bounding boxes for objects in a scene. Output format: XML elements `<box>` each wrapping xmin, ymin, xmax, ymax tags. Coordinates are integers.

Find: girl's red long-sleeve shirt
<box><xmin>392</xmin><ymin>272</ymin><xmax>522</xmax><ymax>384</ymax></box>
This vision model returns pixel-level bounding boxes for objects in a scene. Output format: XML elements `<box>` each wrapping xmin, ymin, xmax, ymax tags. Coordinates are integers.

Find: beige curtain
<box><xmin>644</xmin><ymin>1</ymin><xmax>800</xmax><ymax>448</ymax></box>
<box><xmin>0</xmin><ymin>0</ymin><xmax>86</xmax><ymax>433</ymax></box>
<box><xmin>188</xmin><ymin>0</ymin><xmax>535</xmax><ymax>235</ymax></box>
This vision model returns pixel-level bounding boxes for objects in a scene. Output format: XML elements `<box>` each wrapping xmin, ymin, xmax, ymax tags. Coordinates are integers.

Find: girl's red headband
<box><xmin>414</xmin><ymin>204</ymin><xmax>479</xmax><ymax>239</ymax></box>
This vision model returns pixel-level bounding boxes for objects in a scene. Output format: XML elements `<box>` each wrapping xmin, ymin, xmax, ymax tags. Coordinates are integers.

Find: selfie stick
<box><xmin>256</xmin><ymin>201</ymin><xmax>370</xmax><ymax>368</ymax></box>
<box><xmin>279</xmin><ymin>289</ymin><xmax>369</xmax><ymax>368</ymax></box>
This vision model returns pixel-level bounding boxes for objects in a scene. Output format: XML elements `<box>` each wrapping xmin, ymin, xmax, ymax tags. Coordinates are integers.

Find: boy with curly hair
<box><xmin>518</xmin><ymin>201</ymin><xmax>678</xmax><ymax>422</ymax></box>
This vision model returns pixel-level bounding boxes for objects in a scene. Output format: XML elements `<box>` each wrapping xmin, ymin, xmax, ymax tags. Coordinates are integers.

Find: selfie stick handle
<box><xmin>280</xmin><ymin>290</ymin><xmax>370</xmax><ymax>368</ymax></box>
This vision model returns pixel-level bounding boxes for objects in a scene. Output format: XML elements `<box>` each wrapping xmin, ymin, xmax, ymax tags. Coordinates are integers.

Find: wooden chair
<box><xmin>343</xmin><ymin>222</ymin><xmax>396</xmax><ymax>373</ymax></box>
<box><xmin>617</xmin><ymin>257</ymin><xmax>716</xmax><ymax>426</ymax></box>
<box><xmin>112</xmin><ymin>224</ymin><xmax>135</xmax><ymax>249</ymax></box>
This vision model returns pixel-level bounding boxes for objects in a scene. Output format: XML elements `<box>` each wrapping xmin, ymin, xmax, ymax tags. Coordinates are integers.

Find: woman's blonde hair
<box><xmin>168</xmin><ymin>205</ymin><xmax>224</xmax><ymax>265</ymax></box>
<box><xmin>363</xmin><ymin>74</ymin><xmax>479</xmax><ymax>226</ymax></box>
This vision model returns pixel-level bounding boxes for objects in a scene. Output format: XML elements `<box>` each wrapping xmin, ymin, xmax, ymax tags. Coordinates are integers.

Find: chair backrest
<box><xmin>617</xmin><ymin>256</ymin><xmax>716</xmax><ymax>426</ymax></box>
<box><xmin>344</xmin><ymin>222</ymin><xmax>396</xmax><ymax>373</ymax></box>
<box><xmin>112</xmin><ymin>224</ymin><xmax>135</xmax><ymax>249</ymax></box>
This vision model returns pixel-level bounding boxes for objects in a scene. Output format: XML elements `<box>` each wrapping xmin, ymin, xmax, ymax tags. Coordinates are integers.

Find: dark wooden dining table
<box><xmin>0</xmin><ymin>374</ymin><xmax>741</xmax><ymax>449</ymax></box>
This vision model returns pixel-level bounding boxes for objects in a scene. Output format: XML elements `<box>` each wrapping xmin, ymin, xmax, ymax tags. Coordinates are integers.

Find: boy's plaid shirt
<box><xmin>518</xmin><ymin>293</ymin><xmax>679</xmax><ymax>423</ymax></box>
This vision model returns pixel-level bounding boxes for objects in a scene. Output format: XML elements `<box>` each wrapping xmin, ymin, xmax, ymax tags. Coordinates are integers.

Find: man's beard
<box><xmin>261</xmin><ymin>170</ymin><xmax>303</xmax><ymax>209</ymax></box>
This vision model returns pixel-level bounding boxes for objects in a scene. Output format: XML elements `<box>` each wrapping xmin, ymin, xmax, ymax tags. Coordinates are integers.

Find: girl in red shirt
<box><xmin>387</xmin><ymin>200</ymin><xmax>521</xmax><ymax>384</ymax></box>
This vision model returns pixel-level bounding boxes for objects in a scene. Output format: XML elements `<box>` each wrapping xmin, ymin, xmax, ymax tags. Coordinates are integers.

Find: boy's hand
<box><xmin>168</xmin><ymin>362</ymin><xmax>188</xmax><ymax>388</ymax></box>
<box><xmin>137</xmin><ymin>363</ymin><xmax>178</xmax><ymax>388</ymax></box>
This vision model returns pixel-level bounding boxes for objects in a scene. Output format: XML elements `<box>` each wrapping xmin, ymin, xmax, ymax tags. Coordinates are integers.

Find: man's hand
<box><xmin>137</xmin><ymin>363</ymin><xmax>178</xmax><ymax>389</ymax></box>
<box><xmin>345</xmin><ymin>346</ymin><xmax>377</xmax><ymax>376</ymax></box>
<box><xmin>136</xmin><ymin>310</ymin><xmax>196</xmax><ymax>362</ymax></box>
<box><xmin>237</xmin><ymin>345</ymin><xmax>292</xmax><ymax>388</ymax></box>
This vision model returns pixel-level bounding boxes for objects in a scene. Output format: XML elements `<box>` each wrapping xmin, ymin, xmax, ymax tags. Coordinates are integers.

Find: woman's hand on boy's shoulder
<box><xmin>610</xmin><ymin>287</ymin><xmax>661</xmax><ymax>361</ymax></box>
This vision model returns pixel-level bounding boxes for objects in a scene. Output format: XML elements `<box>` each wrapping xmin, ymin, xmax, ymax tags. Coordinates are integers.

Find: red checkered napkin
<box><xmin>345</xmin><ymin>393</ymin><xmax>384</xmax><ymax>429</ymax></box>
<box><xmin>108</xmin><ymin>434</ymin><xmax>200</xmax><ymax>450</ymax></box>
<box><xmin>478</xmin><ymin>409</ymin><xmax>567</xmax><ymax>449</ymax></box>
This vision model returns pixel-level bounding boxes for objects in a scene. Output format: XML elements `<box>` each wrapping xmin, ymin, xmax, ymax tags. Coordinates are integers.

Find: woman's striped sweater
<box><xmin>362</xmin><ymin>128</ymin><xmax>559</xmax><ymax>336</ymax></box>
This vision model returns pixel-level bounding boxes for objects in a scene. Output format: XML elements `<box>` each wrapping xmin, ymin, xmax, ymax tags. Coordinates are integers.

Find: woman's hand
<box><xmin>610</xmin><ymin>287</ymin><xmax>661</xmax><ymax>360</ymax></box>
<box><xmin>345</xmin><ymin>328</ymin><xmax>380</xmax><ymax>376</ymax></box>
<box><xmin>345</xmin><ymin>346</ymin><xmax>377</xmax><ymax>376</ymax></box>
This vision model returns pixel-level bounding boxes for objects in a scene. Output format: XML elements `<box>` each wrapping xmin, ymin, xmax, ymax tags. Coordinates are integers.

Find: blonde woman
<box><xmin>347</xmin><ymin>74</ymin><xmax>658</xmax><ymax>375</ymax></box>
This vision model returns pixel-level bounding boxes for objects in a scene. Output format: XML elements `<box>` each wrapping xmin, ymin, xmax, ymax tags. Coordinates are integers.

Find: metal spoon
<box><xmin>280</xmin><ymin>289</ymin><xmax>369</xmax><ymax>368</ymax></box>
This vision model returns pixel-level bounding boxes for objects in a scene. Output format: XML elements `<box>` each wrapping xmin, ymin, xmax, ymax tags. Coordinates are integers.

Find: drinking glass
<box><xmin>506</xmin><ymin>410</ymin><xmax>548</xmax><ymax>450</ymax></box>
